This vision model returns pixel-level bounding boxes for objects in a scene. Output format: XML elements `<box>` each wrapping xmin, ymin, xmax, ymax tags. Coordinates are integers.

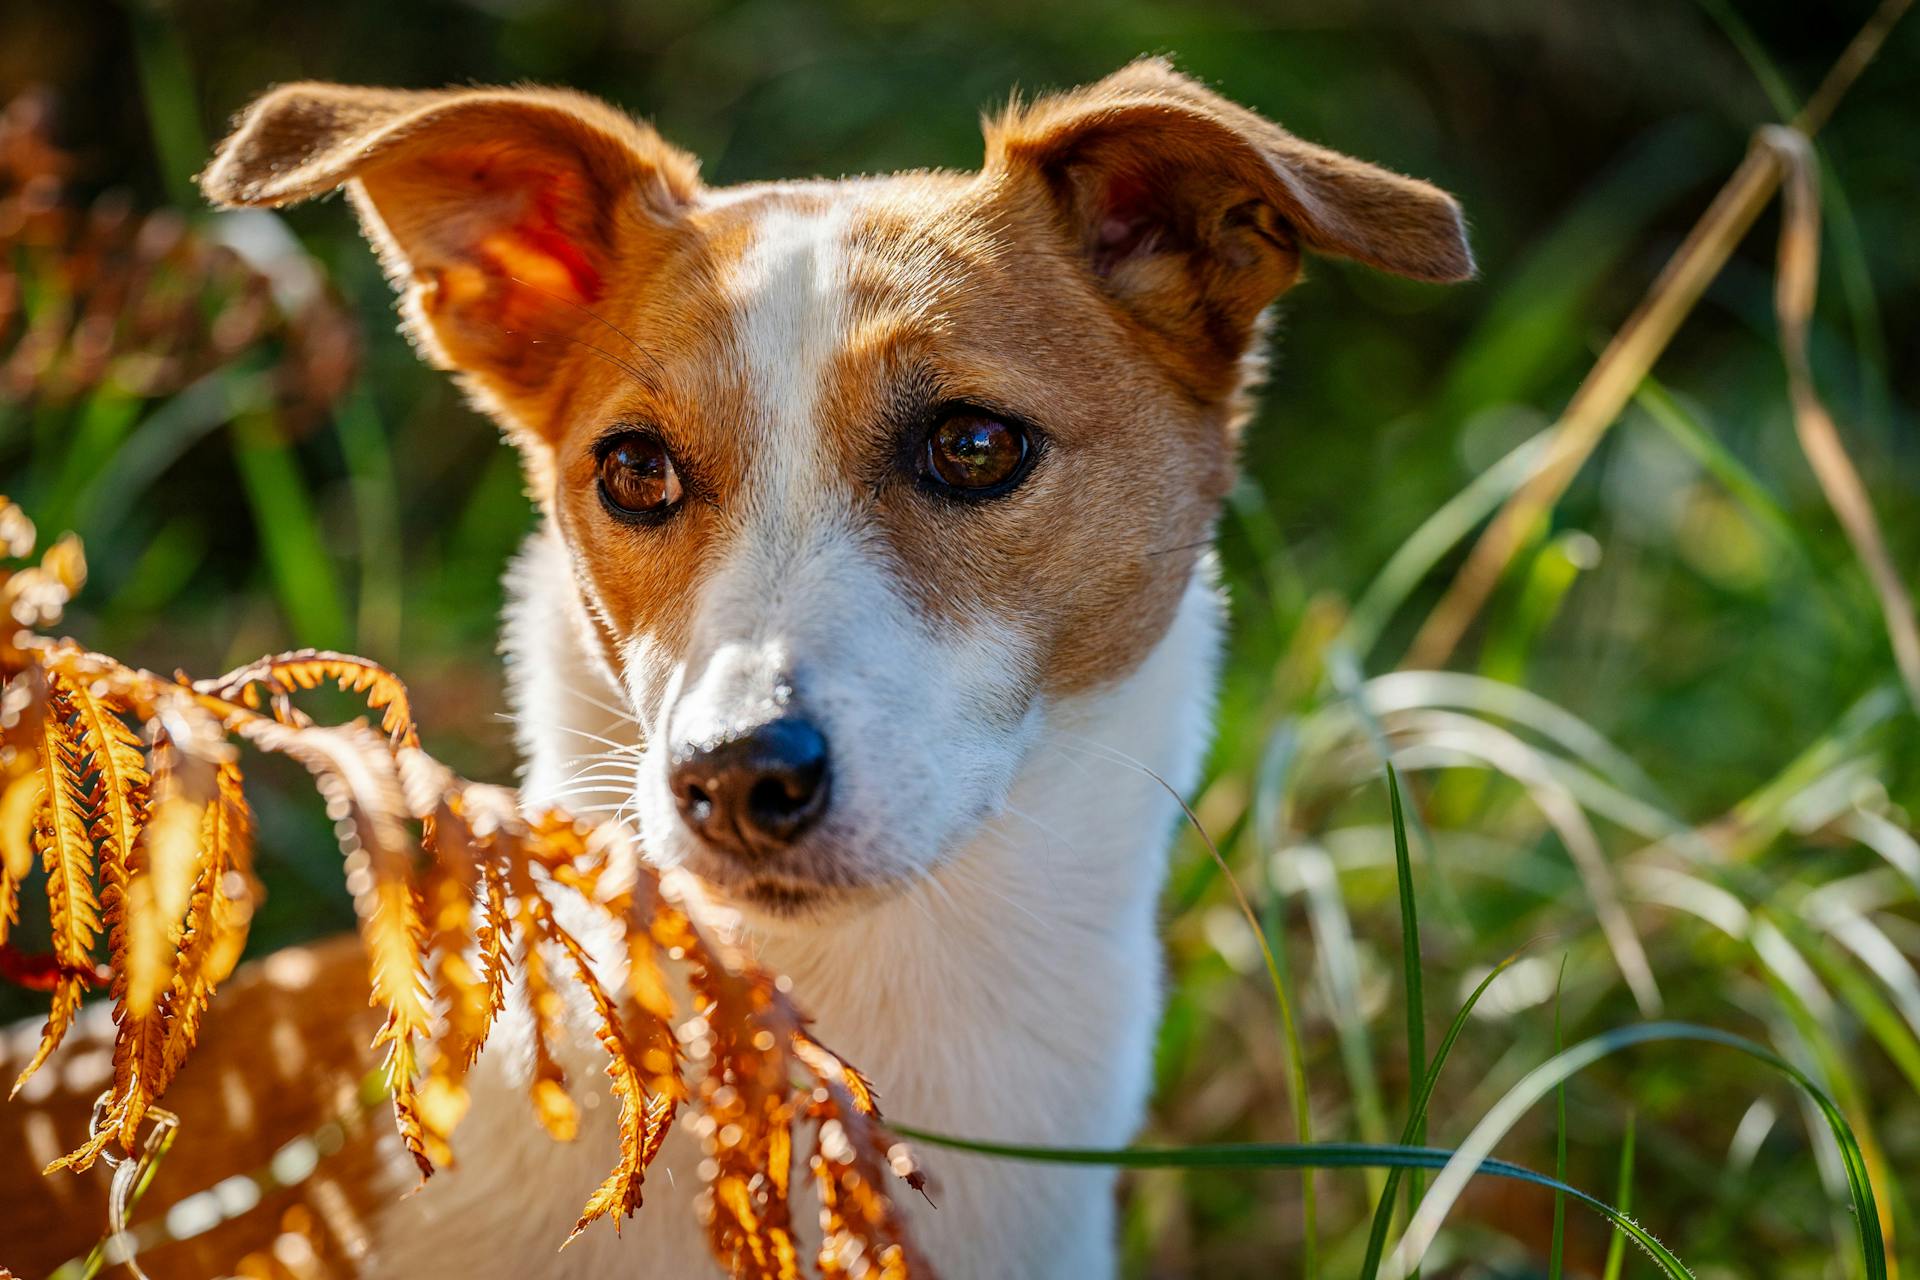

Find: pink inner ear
<box><xmin>451</xmin><ymin>162</ymin><xmax>605</xmax><ymax>306</ymax></box>
<box><xmin>1089</xmin><ymin>172</ymin><xmax>1162</xmax><ymax>277</ymax></box>
<box><xmin>511</xmin><ymin>182</ymin><xmax>604</xmax><ymax>303</ymax></box>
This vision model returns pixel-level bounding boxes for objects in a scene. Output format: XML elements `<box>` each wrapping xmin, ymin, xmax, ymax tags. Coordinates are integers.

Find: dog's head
<box><xmin>203</xmin><ymin>61</ymin><xmax>1470</xmax><ymax>917</ymax></box>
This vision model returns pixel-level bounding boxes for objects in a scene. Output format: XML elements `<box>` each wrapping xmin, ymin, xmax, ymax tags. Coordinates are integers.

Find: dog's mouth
<box><xmin>681</xmin><ymin>854</ymin><xmax>923</xmax><ymax>923</ymax></box>
<box><xmin>653</xmin><ymin>787</ymin><xmax>1000</xmax><ymax>923</ymax></box>
<box><xmin>733</xmin><ymin>876</ymin><xmax>836</xmax><ymax>917</ymax></box>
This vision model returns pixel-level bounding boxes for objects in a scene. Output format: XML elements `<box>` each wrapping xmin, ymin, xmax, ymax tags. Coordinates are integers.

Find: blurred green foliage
<box><xmin>2</xmin><ymin>1</ymin><xmax>1917</xmax><ymax>1276</ymax></box>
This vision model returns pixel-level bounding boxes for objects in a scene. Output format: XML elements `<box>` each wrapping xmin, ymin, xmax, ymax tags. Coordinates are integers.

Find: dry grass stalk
<box><xmin>1760</xmin><ymin>125</ymin><xmax>1920</xmax><ymax>707</ymax></box>
<box><xmin>1403</xmin><ymin>0</ymin><xmax>1914</xmax><ymax>672</ymax></box>
<box><xmin>0</xmin><ymin>501</ymin><xmax>928</xmax><ymax>1279</ymax></box>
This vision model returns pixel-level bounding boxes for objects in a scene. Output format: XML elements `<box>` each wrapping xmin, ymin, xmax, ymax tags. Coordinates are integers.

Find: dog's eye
<box><xmin>597</xmin><ymin>433</ymin><xmax>684</xmax><ymax>520</ymax></box>
<box><xmin>921</xmin><ymin>412</ymin><xmax>1031</xmax><ymax>497</ymax></box>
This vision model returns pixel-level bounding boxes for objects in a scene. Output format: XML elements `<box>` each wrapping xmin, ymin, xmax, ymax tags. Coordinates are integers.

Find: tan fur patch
<box><xmin>815</xmin><ymin>175</ymin><xmax>1239</xmax><ymax>695</ymax></box>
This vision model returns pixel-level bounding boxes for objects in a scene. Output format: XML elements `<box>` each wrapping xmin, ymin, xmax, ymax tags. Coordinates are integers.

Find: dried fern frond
<box><xmin>15</xmin><ymin>668</ymin><xmax>105</xmax><ymax>1095</ymax></box>
<box><xmin>83</xmin><ymin>681</ymin><xmax>158</xmax><ymax>1155</ymax></box>
<box><xmin>523</xmin><ymin>871</ymin><xmax>664</xmax><ymax>1235</ymax></box>
<box><xmin>234</xmin><ymin>717</ymin><xmax>437</xmax><ymax>1178</ymax></box>
<box><xmin>164</xmin><ymin>759</ymin><xmax>253</xmax><ymax>1072</ymax></box>
<box><xmin>0</xmin><ymin>681</ymin><xmax>46</xmax><ymax>951</ymax></box>
<box><xmin>203</xmin><ymin>651</ymin><xmax>422</xmax><ymax>751</ymax></box>
<box><xmin>0</xmin><ymin>500</ymin><xmax>931</xmax><ymax>1279</ymax></box>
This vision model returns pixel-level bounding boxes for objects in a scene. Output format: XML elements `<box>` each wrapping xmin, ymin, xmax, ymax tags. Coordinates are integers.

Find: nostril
<box><xmin>749</xmin><ymin>775</ymin><xmax>801</xmax><ymax>817</ymax></box>
<box><xmin>747</xmin><ymin>761</ymin><xmax>823</xmax><ymax>819</ymax></box>
<box><xmin>668</xmin><ymin>715</ymin><xmax>831</xmax><ymax>856</ymax></box>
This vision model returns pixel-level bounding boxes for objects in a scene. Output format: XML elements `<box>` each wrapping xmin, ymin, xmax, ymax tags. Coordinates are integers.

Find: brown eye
<box><xmin>922</xmin><ymin>412</ymin><xmax>1032</xmax><ymax>496</ymax></box>
<box><xmin>597</xmin><ymin>433</ymin><xmax>684</xmax><ymax>520</ymax></box>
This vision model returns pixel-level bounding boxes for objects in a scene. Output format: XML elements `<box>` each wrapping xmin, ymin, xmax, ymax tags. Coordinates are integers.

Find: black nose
<box><xmin>668</xmin><ymin>717</ymin><xmax>831</xmax><ymax>858</ymax></box>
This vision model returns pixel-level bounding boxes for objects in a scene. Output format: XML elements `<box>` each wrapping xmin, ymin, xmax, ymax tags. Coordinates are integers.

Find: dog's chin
<box><xmin>672</xmin><ymin>848</ymin><xmax>927</xmax><ymax>928</ymax></box>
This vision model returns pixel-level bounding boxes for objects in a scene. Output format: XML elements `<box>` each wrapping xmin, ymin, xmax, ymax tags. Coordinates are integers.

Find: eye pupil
<box><xmin>925</xmin><ymin>414</ymin><xmax>1028</xmax><ymax>494</ymax></box>
<box><xmin>598</xmin><ymin>434</ymin><xmax>684</xmax><ymax>518</ymax></box>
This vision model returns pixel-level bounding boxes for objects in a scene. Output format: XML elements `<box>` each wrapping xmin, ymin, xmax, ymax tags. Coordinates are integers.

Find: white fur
<box><xmin>368</xmin><ymin>206</ymin><xmax>1228</xmax><ymax>1279</ymax></box>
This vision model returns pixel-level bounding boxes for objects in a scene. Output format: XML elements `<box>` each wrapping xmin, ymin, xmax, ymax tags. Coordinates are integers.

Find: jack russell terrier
<box><xmin>1</xmin><ymin>59</ymin><xmax>1469</xmax><ymax>1278</ymax></box>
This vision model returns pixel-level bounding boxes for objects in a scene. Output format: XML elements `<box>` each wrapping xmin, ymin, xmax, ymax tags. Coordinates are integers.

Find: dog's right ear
<box><xmin>201</xmin><ymin>83</ymin><xmax>701</xmax><ymax>441</ymax></box>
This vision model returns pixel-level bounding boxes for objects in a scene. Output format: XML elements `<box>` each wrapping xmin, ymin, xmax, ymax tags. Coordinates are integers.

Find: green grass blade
<box><xmin>35</xmin><ymin>387</ymin><xmax>142</xmax><ymax>537</ymax></box>
<box><xmin>331</xmin><ymin>383</ymin><xmax>405</xmax><ymax>656</ymax></box>
<box><xmin>70</xmin><ymin>368</ymin><xmax>269</xmax><ymax>541</ymax></box>
<box><xmin>1363</xmin><ymin>670</ymin><xmax>1668</xmax><ymax>806</ymax></box>
<box><xmin>1731</xmin><ymin>686</ymin><xmax>1905</xmax><ymax>856</ymax></box>
<box><xmin>1789</xmin><ymin>912</ymin><xmax>1920</xmax><ymax>1098</ymax></box>
<box><xmin>1549</xmin><ymin>958</ymin><xmax>1569</xmax><ymax>1280</ymax></box>
<box><xmin>1383</xmin><ymin>1022</ymin><xmax>1885</xmax><ymax>1280</ymax></box>
<box><xmin>1296</xmin><ymin>843</ymin><xmax>1390</xmax><ymax>1167</ymax></box>
<box><xmin>1358</xmin><ymin>950</ymin><xmax>1529</xmax><ymax>1278</ymax></box>
<box><xmin>1388</xmin><ymin>766</ymin><xmax>1426</xmax><ymax>1271</ymax></box>
<box><xmin>230</xmin><ymin>405</ymin><xmax>353</xmax><ymax>652</ymax></box>
<box><xmin>891</xmin><ymin>1129</ymin><xmax>1695</xmax><ymax>1279</ymax></box>
<box><xmin>1604</xmin><ymin>1112</ymin><xmax>1638</xmax><ymax>1280</ymax></box>
<box><xmin>125</xmin><ymin>0</ymin><xmax>207</xmax><ymax>209</ymax></box>
<box><xmin>1326</xmin><ymin>651</ymin><xmax>1466</xmax><ymax>927</ymax></box>
<box><xmin>1257</xmin><ymin>891</ymin><xmax>1320</xmax><ymax>1278</ymax></box>
<box><xmin>1632</xmin><ymin>378</ymin><xmax>1814</xmax><ymax>571</ymax></box>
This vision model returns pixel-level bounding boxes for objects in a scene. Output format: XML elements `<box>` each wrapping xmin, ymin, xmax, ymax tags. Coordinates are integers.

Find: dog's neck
<box><xmin>501</xmin><ymin>521</ymin><xmax>1224</xmax><ymax>1266</ymax></box>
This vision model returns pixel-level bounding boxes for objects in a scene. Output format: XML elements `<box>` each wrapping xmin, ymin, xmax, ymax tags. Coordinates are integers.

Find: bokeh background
<box><xmin>3</xmin><ymin>1</ymin><xmax>1917</xmax><ymax>1276</ymax></box>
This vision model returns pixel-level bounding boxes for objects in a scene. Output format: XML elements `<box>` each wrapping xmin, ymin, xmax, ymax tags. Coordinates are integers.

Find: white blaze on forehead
<box><xmin>694</xmin><ymin>198</ymin><xmax>878</xmax><ymax>659</ymax></box>
<box><xmin>722</xmin><ymin>202</ymin><xmax>856</xmax><ymax>513</ymax></box>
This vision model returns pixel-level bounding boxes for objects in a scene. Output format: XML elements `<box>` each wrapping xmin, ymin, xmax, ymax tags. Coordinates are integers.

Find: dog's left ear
<box><xmin>986</xmin><ymin>59</ymin><xmax>1472</xmax><ymax>381</ymax></box>
<box><xmin>200</xmin><ymin>83</ymin><xmax>702</xmax><ymax>443</ymax></box>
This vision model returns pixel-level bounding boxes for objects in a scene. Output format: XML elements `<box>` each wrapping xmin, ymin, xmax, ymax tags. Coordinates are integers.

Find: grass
<box><xmin>3</xmin><ymin>1</ymin><xmax>1917</xmax><ymax>1276</ymax></box>
<box><xmin>911</xmin><ymin>774</ymin><xmax>1893</xmax><ymax>1280</ymax></box>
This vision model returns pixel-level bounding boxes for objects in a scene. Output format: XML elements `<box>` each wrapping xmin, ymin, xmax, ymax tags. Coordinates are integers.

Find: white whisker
<box><xmin>547</xmin><ymin>682</ymin><xmax>645</xmax><ymax>726</ymax></box>
<box><xmin>496</xmin><ymin>713</ymin><xmax>645</xmax><ymax>755</ymax></box>
<box><xmin>1001</xmin><ymin>801</ymin><xmax>1074</xmax><ymax>850</ymax></box>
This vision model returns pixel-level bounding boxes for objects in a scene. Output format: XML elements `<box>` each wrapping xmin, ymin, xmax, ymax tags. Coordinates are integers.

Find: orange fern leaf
<box><xmin>236</xmin><ymin>718</ymin><xmax>435</xmax><ymax>1177</ymax></box>
<box><xmin>57</xmin><ymin>675</ymin><xmax>159</xmax><ymax>1155</ymax></box>
<box><xmin>517</xmin><ymin>875</ymin><xmax>671</xmax><ymax>1241</ymax></box>
<box><xmin>13</xmin><ymin>678</ymin><xmax>102</xmax><ymax>1096</ymax></box>
<box><xmin>203</xmin><ymin>650</ymin><xmax>421</xmax><ymax>750</ymax></box>
<box><xmin>161</xmin><ymin>759</ymin><xmax>252</xmax><ymax>1082</ymax></box>
<box><xmin>59</xmin><ymin>673</ymin><xmax>150</xmax><ymax>868</ymax></box>
<box><xmin>402</xmin><ymin>763</ymin><xmax>503</xmax><ymax>1083</ymax></box>
<box><xmin>0</xmin><ymin>667</ymin><xmax>48</xmax><ymax>951</ymax></box>
<box><xmin>124</xmin><ymin>736</ymin><xmax>215</xmax><ymax>1020</ymax></box>
<box><xmin>5</xmin><ymin>504</ymin><xmax>932</xmax><ymax>1271</ymax></box>
<box><xmin>0</xmin><ymin>771</ymin><xmax>38</xmax><ymax>948</ymax></box>
<box><xmin>475</xmin><ymin>860</ymin><xmax>512</xmax><ymax>1045</ymax></box>
<box><xmin>520</xmin><ymin>916</ymin><xmax>583</xmax><ymax>1145</ymax></box>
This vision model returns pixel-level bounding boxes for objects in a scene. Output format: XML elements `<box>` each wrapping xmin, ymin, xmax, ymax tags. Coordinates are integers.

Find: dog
<box><xmin>0</xmin><ymin>59</ymin><xmax>1468</xmax><ymax>1278</ymax></box>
